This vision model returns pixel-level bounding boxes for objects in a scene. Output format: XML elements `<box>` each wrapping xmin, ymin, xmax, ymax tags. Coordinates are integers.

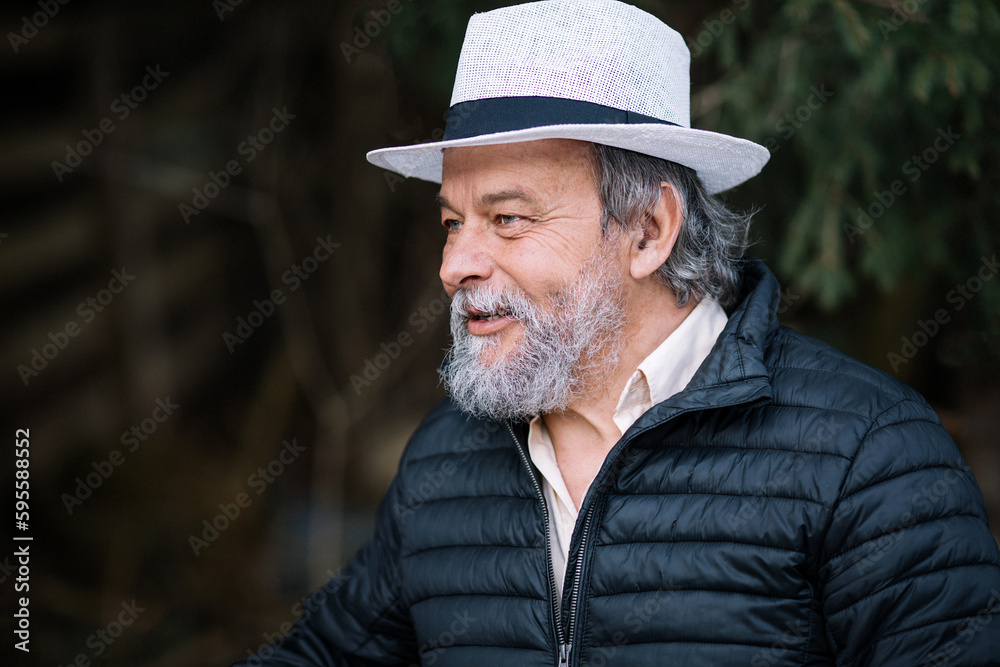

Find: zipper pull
<box><xmin>558</xmin><ymin>642</ymin><xmax>572</xmax><ymax>667</ymax></box>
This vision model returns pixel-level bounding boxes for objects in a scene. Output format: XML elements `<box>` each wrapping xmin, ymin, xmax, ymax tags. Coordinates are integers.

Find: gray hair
<box><xmin>588</xmin><ymin>143</ymin><xmax>751</xmax><ymax>309</ymax></box>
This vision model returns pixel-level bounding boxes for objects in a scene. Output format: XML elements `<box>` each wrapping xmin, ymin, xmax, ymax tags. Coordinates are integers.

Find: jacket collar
<box><xmin>624</xmin><ymin>258</ymin><xmax>779</xmax><ymax>434</ymax></box>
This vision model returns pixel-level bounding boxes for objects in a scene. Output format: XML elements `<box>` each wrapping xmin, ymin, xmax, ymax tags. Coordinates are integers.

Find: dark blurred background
<box><xmin>1</xmin><ymin>0</ymin><xmax>998</xmax><ymax>664</ymax></box>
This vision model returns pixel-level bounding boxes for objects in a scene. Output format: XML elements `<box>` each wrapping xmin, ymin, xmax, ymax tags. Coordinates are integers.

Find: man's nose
<box><xmin>439</xmin><ymin>225</ymin><xmax>494</xmax><ymax>292</ymax></box>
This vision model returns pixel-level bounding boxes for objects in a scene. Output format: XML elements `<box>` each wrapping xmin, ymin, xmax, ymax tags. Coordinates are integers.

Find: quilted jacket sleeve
<box><xmin>819</xmin><ymin>398</ymin><xmax>1000</xmax><ymax>666</ymax></box>
<box><xmin>232</xmin><ymin>472</ymin><xmax>416</xmax><ymax>667</ymax></box>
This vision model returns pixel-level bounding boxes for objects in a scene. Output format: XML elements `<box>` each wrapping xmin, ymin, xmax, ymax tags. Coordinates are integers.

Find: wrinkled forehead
<box><xmin>439</xmin><ymin>140</ymin><xmax>598</xmax><ymax>203</ymax></box>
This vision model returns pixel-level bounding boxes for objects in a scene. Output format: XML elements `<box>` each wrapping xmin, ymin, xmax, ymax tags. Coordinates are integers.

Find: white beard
<box><xmin>440</xmin><ymin>239</ymin><xmax>628</xmax><ymax>421</ymax></box>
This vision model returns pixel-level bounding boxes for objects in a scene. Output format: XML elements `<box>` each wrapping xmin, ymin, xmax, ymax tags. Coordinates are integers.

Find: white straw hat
<box><xmin>366</xmin><ymin>0</ymin><xmax>769</xmax><ymax>194</ymax></box>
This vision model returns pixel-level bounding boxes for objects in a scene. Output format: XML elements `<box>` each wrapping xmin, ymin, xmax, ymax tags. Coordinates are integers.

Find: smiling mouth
<box><xmin>468</xmin><ymin>308</ymin><xmax>511</xmax><ymax>322</ymax></box>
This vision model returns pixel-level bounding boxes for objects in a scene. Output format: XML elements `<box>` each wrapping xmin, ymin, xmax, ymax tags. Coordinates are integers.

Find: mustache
<box><xmin>450</xmin><ymin>285</ymin><xmax>537</xmax><ymax>322</ymax></box>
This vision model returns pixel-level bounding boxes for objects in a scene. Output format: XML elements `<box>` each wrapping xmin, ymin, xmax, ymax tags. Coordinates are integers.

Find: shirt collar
<box><xmin>611</xmin><ymin>298</ymin><xmax>728</xmax><ymax>434</ymax></box>
<box><xmin>526</xmin><ymin>297</ymin><xmax>729</xmax><ymax>511</ymax></box>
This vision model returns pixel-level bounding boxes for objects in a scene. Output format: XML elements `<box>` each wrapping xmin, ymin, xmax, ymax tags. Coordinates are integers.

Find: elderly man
<box><xmin>238</xmin><ymin>1</ymin><xmax>1000</xmax><ymax>665</ymax></box>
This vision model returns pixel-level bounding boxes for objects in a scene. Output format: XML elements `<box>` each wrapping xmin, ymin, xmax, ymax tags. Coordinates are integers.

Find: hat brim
<box><xmin>367</xmin><ymin>124</ymin><xmax>769</xmax><ymax>195</ymax></box>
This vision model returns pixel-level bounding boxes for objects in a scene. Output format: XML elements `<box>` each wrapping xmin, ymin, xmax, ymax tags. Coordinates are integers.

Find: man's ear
<box><xmin>628</xmin><ymin>182</ymin><xmax>683</xmax><ymax>280</ymax></box>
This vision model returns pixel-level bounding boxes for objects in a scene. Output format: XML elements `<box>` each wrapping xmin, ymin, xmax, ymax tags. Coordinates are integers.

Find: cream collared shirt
<box><xmin>527</xmin><ymin>298</ymin><xmax>728</xmax><ymax>597</ymax></box>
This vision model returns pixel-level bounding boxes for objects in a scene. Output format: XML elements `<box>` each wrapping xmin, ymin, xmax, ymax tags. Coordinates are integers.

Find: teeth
<box><xmin>473</xmin><ymin>309</ymin><xmax>508</xmax><ymax>321</ymax></box>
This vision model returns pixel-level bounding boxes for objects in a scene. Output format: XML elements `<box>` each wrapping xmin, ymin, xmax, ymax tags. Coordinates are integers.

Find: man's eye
<box><xmin>498</xmin><ymin>214</ymin><xmax>520</xmax><ymax>225</ymax></box>
<box><xmin>442</xmin><ymin>219</ymin><xmax>462</xmax><ymax>231</ymax></box>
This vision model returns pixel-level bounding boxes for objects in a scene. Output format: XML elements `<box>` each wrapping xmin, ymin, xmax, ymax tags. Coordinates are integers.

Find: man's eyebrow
<box><xmin>435</xmin><ymin>193</ymin><xmax>454</xmax><ymax>212</ymax></box>
<box><xmin>435</xmin><ymin>189</ymin><xmax>538</xmax><ymax>213</ymax></box>
<box><xmin>479</xmin><ymin>189</ymin><xmax>537</xmax><ymax>207</ymax></box>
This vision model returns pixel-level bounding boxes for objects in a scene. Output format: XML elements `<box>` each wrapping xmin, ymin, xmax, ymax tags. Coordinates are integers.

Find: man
<box><xmin>238</xmin><ymin>1</ymin><xmax>1000</xmax><ymax>665</ymax></box>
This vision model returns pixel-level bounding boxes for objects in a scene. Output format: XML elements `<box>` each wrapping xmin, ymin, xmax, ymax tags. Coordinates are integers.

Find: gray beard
<box><xmin>440</xmin><ymin>241</ymin><xmax>628</xmax><ymax>421</ymax></box>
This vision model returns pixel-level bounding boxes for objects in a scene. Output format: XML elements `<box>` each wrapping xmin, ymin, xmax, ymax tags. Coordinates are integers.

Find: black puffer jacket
<box><xmin>238</xmin><ymin>260</ymin><xmax>1000</xmax><ymax>666</ymax></box>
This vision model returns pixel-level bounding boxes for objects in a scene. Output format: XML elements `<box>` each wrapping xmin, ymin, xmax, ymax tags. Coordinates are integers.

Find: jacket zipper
<box><xmin>563</xmin><ymin>501</ymin><xmax>596</xmax><ymax>666</ymax></box>
<box><xmin>507</xmin><ymin>391</ymin><xmax>769</xmax><ymax>666</ymax></box>
<box><xmin>506</xmin><ymin>425</ymin><xmax>618</xmax><ymax>667</ymax></box>
<box><xmin>507</xmin><ymin>423</ymin><xmax>571</xmax><ymax>666</ymax></box>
